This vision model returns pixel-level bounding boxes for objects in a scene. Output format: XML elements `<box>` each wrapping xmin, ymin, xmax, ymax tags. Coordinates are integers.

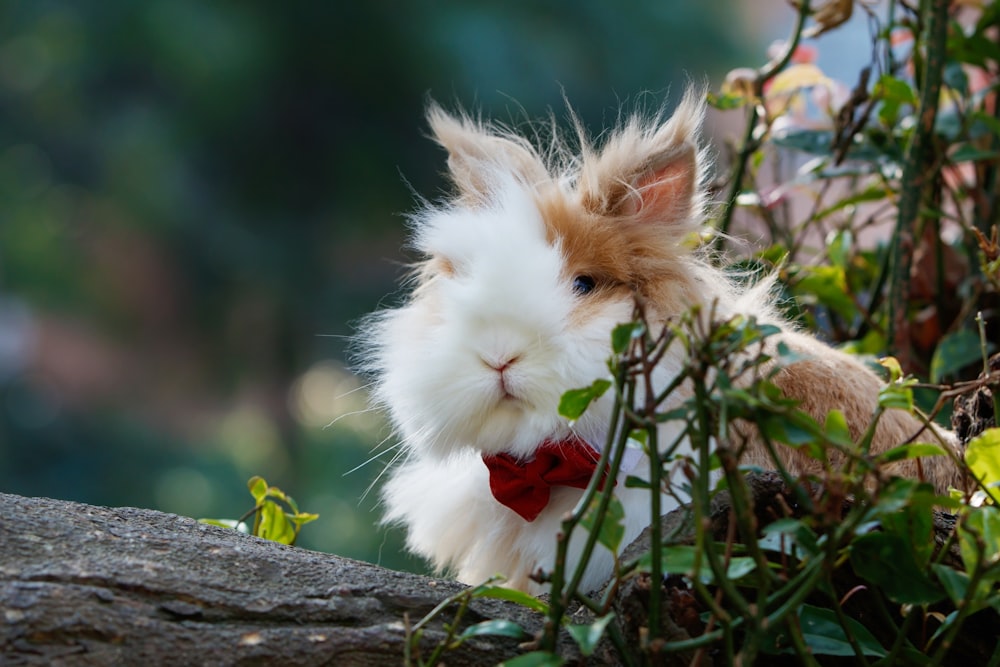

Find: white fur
<box><xmin>374</xmin><ymin>183</ymin><xmax>631</xmax><ymax>460</ymax></box>
<box><xmin>363</xmin><ymin>179</ymin><xmax>701</xmax><ymax>593</ymax></box>
<box><xmin>360</xmin><ymin>93</ymin><xmax>779</xmax><ymax>594</ymax></box>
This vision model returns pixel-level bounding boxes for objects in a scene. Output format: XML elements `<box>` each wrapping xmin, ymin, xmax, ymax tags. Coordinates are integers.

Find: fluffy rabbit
<box><xmin>360</xmin><ymin>88</ymin><xmax>964</xmax><ymax>594</ymax></box>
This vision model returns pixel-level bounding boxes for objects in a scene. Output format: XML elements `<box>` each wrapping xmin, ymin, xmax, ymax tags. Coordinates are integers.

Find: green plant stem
<box><xmin>541</xmin><ymin>357</ymin><xmax>632</xmax><ymax>653</ymax></box>
<box><xmin>716</xmin><ymin>448</ymin><xmax>784</xmax><ymax>661</ymax></box>
<box><xmin>662</xmin><ymin>553</ymin><xmax>827</xmax><ymax>657</ymax></box>
<box><xmin>604</xmin><ymin>619</ymin><xmax>637</xmax><ymax>667</ymax></box>
<box><xmin>716</xmin><ymin>0</ymin><xmax>812</xmax><ymax>243</ymax></box>
<box><xmin>405</xmin><ymin>584</ymin><xmax>478</xmax><ymax>667</ymax></box>
<box><xmin>929</xmin><ymin>531</ymin><xmax>993</xmax><ymax>665</ymax></box>
<box><xmin>689</xmin><ymin>375</ymin><xmax>762</xmax><ymax>652</ymax></box>
<box><xmin>639</xmin><ymin>325</ymin><xmax>669</xmax><ymax>647</ymax></box>
<box><xmin>570</xmin><ymin>377</ymin><xmax>636</xmax><ymax>588</ymax></box>
<box><xmin>827</xmin><ymin>575</ymin><xmax>874</xmax><ymax>667</ymax></box>
<box><xmin>887</xmin><ymin>0</ymin><xmax>950</xmax><ymax>369</ymax></box>
<box><xmin>716</xmin><ymin>102</ymin><xmax>761</xmax><ymax>243</ymax></box>
<box><xmin>762</xmin><ymin>557</ymin><xmax>827</xmax><ymax>635</ymax></box>
<box><xmin>566</xmin><ymin>406</ymin><xmax>633</xmax><ymax>600</ymax></box>
<box><xmin>784</xmin><ymin>613</ymin><xmax>824</xmax><ymax>667</ymax></box>
<box><xmin>718</xmin><ymin>448</ymin><xmax>774</xmax><ymax>586</ymax></box>
<box><xmin>646</xmin><ymin>423</ymin><xmax>664</xmax><ymax>644</ymax></box>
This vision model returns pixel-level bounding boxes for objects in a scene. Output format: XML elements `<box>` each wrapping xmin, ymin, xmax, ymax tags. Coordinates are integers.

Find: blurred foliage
<box><xmin>714</xmin><ymin>0</ymin><xmax>1000</xmax><ymax>414</ymax></box>
<box><xmin>0</xmin><ymin>0</ymin><xmax>751</xmax><ymax>571</ymax></box>
<box><xmin>200</xmin><ymin>475</ymin><xmax>318</xmax><ymax>546</ymax></box>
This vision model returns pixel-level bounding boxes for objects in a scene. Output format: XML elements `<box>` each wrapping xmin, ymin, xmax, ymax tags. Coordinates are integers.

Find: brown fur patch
<box><xmin>533</xmin><ymin>186</ymin><xmax>700</xmax><ymax>319</ymax></box>
<box><xmin>737</xmin><ymin>332</ymin><xmax>968</xmax><ymax>493</ymax></box>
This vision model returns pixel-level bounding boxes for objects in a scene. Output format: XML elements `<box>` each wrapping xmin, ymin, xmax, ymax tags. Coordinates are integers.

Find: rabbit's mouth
<box><xmin>480</xmin><ymin>353</ymin><xmax>528</xmax><ymax>403</ymax></box>
<box><xmin>496</xmin><ymin>372</ymin><xmax>516</xmax><ymax>401</ymax></box>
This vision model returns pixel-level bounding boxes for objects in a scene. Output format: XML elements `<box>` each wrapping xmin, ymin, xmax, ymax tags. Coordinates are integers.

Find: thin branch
<box><xmin>715</xmin><ymin>0</ymin><xmax>813</xmax><ymax>244</ymax></box>
<box><xmin>886</xmin><ymin>0</ymin><xmax>950</xmax><ymax>370</ymax></box>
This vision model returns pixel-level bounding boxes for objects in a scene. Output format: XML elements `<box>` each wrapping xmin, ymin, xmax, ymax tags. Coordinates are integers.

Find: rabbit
<box><xmin>358</xmin><ymin>87</ymin><xmax>965</xmax><ymax>594</ymax></box>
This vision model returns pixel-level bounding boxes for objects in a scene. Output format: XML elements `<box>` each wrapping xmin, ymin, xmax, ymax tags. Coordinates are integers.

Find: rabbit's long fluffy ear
<box><xmin>579</xmin><ymin>87</ymin><xmax>706</xmax><ymax>231</ymax></box>
<box><xmin>427</xmin><ymin>103</ymin><xmax>549</xmax><ymax>204</ymax></box>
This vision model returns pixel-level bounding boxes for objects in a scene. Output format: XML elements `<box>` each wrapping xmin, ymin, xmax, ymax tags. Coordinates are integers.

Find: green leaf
<box><xmin>758</xmin><ymin>411</ymin><xmax>823</xmax><ymax>449</ymax></box>
<box><xmin>624</xmin><ymin>475</ymin><xmax>652</xmax><ymax>489</ymax></box>
<box><xmin>707</xmin><ymin>91</ymin><xmax>750</xmax><ymax>110</ymax></box>
<box><xmin>789</xmin><ymin>604</ymin><xmax>887</xmax><ymax>657</ymax></box>
<box><xmin>823</xmin><ymin>410</ymin><xmax>853</xmax><ymax>448</ymax></box>
<box><xmin>499</xmin><ymin>651</ymin><xmax>564</xmax><ymax>667</ymax></box>
<box><xmin>611</xmin><ymin>321</ymin><xmax>645</xmax><ymax>355</ymax></box>
<box><xmin>958</xmin><ymin>506</ymin><xmax>1000</xmax><ymax>584</ymax></box>
<box><xmin>290</xmin><ymin>511</ymin><xmax>320</xmax><ymax>525</ymax></box>
<box><xmin>473</xmin><ymin>585</ymin><xmax>550</xmax><ymax>615</ymax></box>
<box><xmin>882</xmin><ymin>490</ymin><xmax>936</xmax><ymax>567</ymax></box>
<box><xmin>803</xmin><ymin>604</ymin><xmax>886</xmax><ymax>657</ymax></box>
<box><xmin>875</xmin><ymin>442</ymin><xmax>948</xmax><ymax>465</ymax></box>
<box><xmin>817</xmin><ymin>191</ymin><xmax>888</xmax><ymax>227</ymax></box>
<box><xmin>971</xmin><ymin>111</ymin><xmax>1000</xmax><ymax>141</ymax></box>
<box><xmin>931</xmin><ymin>329</ymin><xmax>993</xmax><ymax>382</ymax></box>
<box><xmin>850</xmin><ymin>530</ymin><xmax>944</xmax><ymax>604</ymax></box>
<box><xmin>257</xmin><ymin>499</ymin><xmax>296</xmax><ymax>544</ymax></box>
<box><xmin>642</xmin><ymin>545</ymin><xmax>757</xmax><ymax>583</ymax></box>
<box><xmin>871</xmin><ymin>477</ymin><xmax>932</xmax><ymax>513</ymax></box>
<box><xmin>791</xmin><ymin>264</ymin><xmax>856</xmax><ymax>321</ymax></box>
<box><xmin>927</xmin><ymin>610</ymin><xmax>960</xmax><ymax>647</ymax></box>
<box><xmin>957</xmin><ymin>506</ymin><xmax>1000</xmax><ymax>605</ymax></box>
<box><xmin>565</xmin><ymin>614</ymin><xmax>615</xmax><ymax>657</ymax></box>
<box><xmin>951</xmin><ymin>144</ymin><xmax>1000</xmax><ymax>163</ymax></box>
<box><xmin>771</xmin><ymin>128</ymin><xmax>835</xmax><ymax>155</ymax></box>
<box><xmin>879</xmin><ymin>356</ymin><xmax>904</xmax><ymax>382</ymax></box>
<box><xmin>825</xmin><ymin>230</ymin><xmax>853</xmax><ymax>268</ymax></box>
<box><xmin>874</xmin><ymin>74</ymin><xmax>916</xmax><ymax>128</ymax></box>
<box><xmin>457</xmin><ymin>619</ymin><xmax>529</xmax><ymax>641</ymax></box>
<box><xmin>932</xmin><ymin>563</ymin><xmax>971</xmax><ymax>606</ymax></box>
<box><xmin>558</xmin><ymin>379</ymin><xmax>612</xmax><ymax>421</ymax></box>
<box><xmin>724</xmin><ymin>556</ymin><xmax>758</xmax><ymax>580</ymax></box>
<box><xmin>581</xmin><ymin>497</ymin><xmax>625</xmax><ymax>553</ymax></box>
<box><xmin>878</xmin><ymin>381</ymin><xmax>914</xmax><ymax>412</ymax></box>
<box><xmin>760</xmin><ymin>518</ymin><xmax>821</xmax><ymax>558</ymax></box>
<box><xmin>966</xmin><ymin>428</ymin><xmax>1000</xmax><ymax>491</ymax></box>
<box><xmin>248</xmin><ymin>476</ymin><xmax>268</xmax><ymax>504</ymax></box>
<box><xmin>264</xmin><ymin>484</ymin><xmax>290</xmax><ymax>505</ymax></box>
<box><xmin>943</xmin><ymin>60</ymin><xmax>969</xmax><ymax>96</ymax></box>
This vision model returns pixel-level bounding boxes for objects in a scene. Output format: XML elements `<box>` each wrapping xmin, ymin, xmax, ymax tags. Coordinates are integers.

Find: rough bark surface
<box><xmin>0</xmin><ymin>493</ymin><xmax>581</xmax><ymax>666</ymax></box>
<box><xmin>2</xmin><ymin>476</ymin><xmax>997</xmax><ymax>666</ymax></box>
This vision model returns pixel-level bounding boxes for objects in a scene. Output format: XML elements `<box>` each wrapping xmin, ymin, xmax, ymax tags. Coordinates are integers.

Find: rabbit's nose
<box><xmin>481</xmin><ymin>354</ymin><xmax>522</xmax><ymax>373</ymax></box>
<box><xmin>481</xmin><ymin>354</ymin><xmax>523</xmax><ymax>400</ymax></box>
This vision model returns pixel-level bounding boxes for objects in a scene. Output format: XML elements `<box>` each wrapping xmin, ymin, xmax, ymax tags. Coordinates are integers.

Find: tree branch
<box><xmin>0</xmin><ymin>493</ymin><xmax>581</xmax><ymax>666</ymax></box>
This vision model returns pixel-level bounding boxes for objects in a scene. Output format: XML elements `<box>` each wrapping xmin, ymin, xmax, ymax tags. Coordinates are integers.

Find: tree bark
<box><xmin>2</xmin><ymin>475</ymin><xmax>996</xmax><ymax>666</ymax></box>
<box><xmin>0</xmin><ymin>492</ymin><xmax>581</xmax><ymax>666</ymax></box>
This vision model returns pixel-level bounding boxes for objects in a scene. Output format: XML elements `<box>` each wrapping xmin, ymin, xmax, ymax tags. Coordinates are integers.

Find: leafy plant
<box><xmin>407</xmin><ymin>0</ymin><xmax>1000</xmax><ymax>663</ymax></box>
<box><xmin>200</xmin><ymin>475</ymin><xmax>318</xmax><ymax>546</ymax></box>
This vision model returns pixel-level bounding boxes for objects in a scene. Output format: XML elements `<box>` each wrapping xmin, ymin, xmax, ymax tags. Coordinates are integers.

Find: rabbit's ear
<box><xmin>579</xmin><ymin>88</ymin><xmax>705</xmax><ymax>229</ymax></box>
<box><xmin>427</xmin><ymin>103</ymin><xmax>548</xmax><ymax>204</ymax></box>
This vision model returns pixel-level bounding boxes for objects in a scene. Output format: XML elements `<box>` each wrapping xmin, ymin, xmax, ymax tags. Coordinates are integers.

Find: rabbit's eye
<box><xmin>572</xmin><ymin>275</ymin><xmax>596</xmax><ymax>295</ymax></box>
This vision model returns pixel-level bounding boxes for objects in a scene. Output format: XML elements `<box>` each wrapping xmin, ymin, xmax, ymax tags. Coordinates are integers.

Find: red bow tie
<box><xmin>482</xmin><ymin>437</ymin><xmax>615</xmax><ymax>521</ymax></box>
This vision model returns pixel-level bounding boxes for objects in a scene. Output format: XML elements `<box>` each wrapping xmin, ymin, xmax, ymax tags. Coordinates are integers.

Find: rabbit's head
<box><xmin>362</xmin><ymin>89</ymin><xmax>709</xmax><ymax>460</ymax></box>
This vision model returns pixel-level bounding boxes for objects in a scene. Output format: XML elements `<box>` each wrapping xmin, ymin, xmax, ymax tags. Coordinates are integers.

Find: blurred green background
<box><xmin>0</xmin><ymin>0</ymin><xmax>765</xmax><ymax>573</ymax></box>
